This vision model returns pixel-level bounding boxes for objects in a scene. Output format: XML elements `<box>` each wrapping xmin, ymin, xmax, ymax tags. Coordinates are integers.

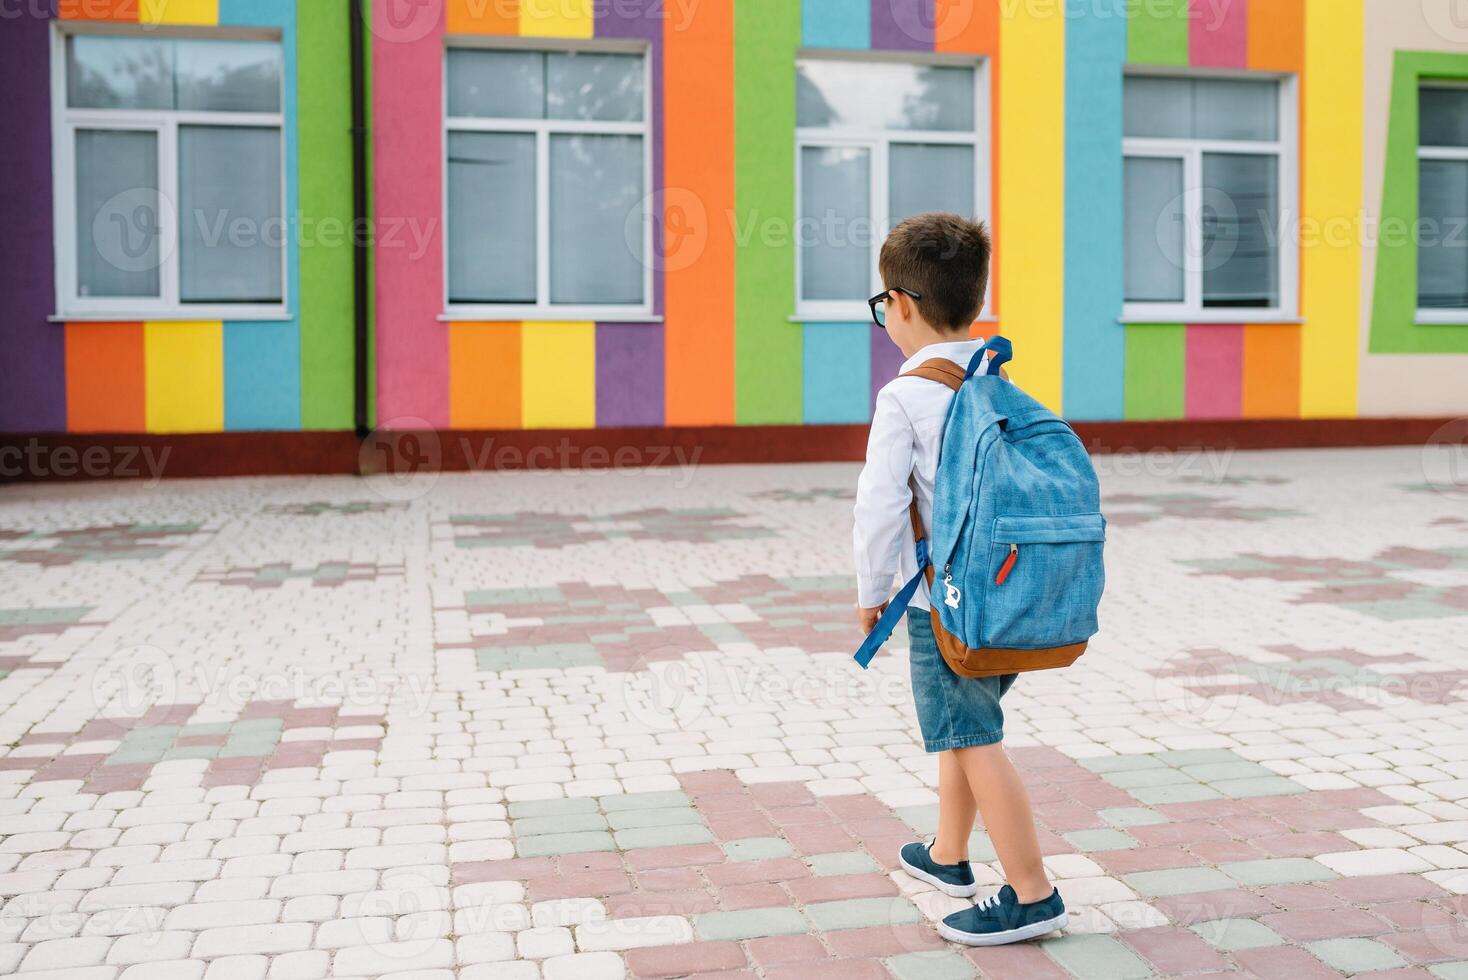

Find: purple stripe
<box><xmin>596</xmin><ymin>323</ymin><xmax>665</xmax><ymax>426</ymax></box>
<box><xmin>871</xmin><ymin>0</ymin><xmax>934</xmax><ymax>51</ymax></box>
<box><xmin>869</xmin><ymin>325</ymin><xmax>906</xmax><ymax>413</ymax></box>
<box><xmin>0</xmin><ymin>8</ymin><xmax>65</xmax><ymax>432</ymax></box>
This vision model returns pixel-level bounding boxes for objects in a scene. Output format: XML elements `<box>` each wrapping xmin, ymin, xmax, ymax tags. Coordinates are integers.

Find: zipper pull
<box><xmin>995</xmin><ymin>543</ymin><xmax>1018</xmax><ymax>585</ymax></box>
<box><xmin>942</xmin><ymin>572</ymin><xmax>961</xmax><ymax>609</ymax></box>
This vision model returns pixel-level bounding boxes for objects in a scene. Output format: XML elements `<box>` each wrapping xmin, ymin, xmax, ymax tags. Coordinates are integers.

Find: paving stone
<box><xmin>695</xmin><ymin>907</ymin><xmax>809</xmax><ymax>941</ymax></box>
<box><xmin>1041</xmin><ymin>934</ymin><xmax>1153</xmax><ymax>979</ymax></box>
<box><xmin>723</xmin><ymin>837</ymin><xmax>793</xmax><ymax>862</ymax></box>
<box><xmin>806</xmin><ymin>851</ymin><xmax>880</xmax><ymax>876</ymax></box>
<box><xmin>1308</xmin><ymin>937</ymin><xmax>1409</xmax><ymax>973</ymax></box>
<box><xmin>515</xmin><ymin>832</ymin><xmax>617</xmax><ymax>857</ymax></box>
<box><xmin>511</xmin><ymin>814</ymin><xmax>609</xmax><ymax>836</ymax></box>
<box><xmin>1065</xmin><ymin>829</ymin><xmax>1139</xmax><ymax>852</ymax></box>
<box><xmin>1099</xmin><ymin>808</ymin><xmax>1165</xmax><ymax>828</ymax></box>
<box><xmin>803</xmin><ymin>897</ymin><xmax>922</xmax><ymax>931</ymax></box>
<box><xmin>1191</xmin><ymin>917</ymin><xmax>1287</xmax><ymax>951</ymax></box>
<box><xmin>885</xmin><ymin>950</ymin><xmax>977</xmax><ymax>980</ymax></box>
<box><xmin>1123</xmin><ymin>867</ymin><xmax>1236</xmax><ymax>897</ymax></box>
<box><xmin>1222</xmin><ymin>858</ymin><xmax>1337</xmax><ymax>887</ymax></box>
<box><xmin>612</xmin><ymin>825</ymin><xmax>713</xmax><ymax>850</ymax></box>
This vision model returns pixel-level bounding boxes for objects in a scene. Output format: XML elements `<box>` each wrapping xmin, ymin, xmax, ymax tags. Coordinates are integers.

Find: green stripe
<box><xmin>297</xmin><ymin>0</ymin><xmax>356</xmax><ymax>429</ymax></box>
<box><xmin>1369</xmin><ymin>51</ymin><xmax>1468</xmax><ymax>353</ymax></box>
<box><xmin>734</xmin><ymin>0</ymin><xmax>802</xmax><ymax>424</ymax></box>
<box><xmin>1127</xmin><ymin>0</ymin><xmax>1189</xmax><ymax>66</ymax></box>
<box><xmin>1123</xmin><ymin>324</ymin><xmax>1186</xmax><ymax>419</ymax></box>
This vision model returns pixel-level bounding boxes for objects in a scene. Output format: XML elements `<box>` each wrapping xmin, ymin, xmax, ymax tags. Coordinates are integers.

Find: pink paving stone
<box><xmin>839</xmin><ymin>817</ymin><xmax>912</xmax><ymax>840</ymax></box>
<box><xmin>747</xmin><ymin>782</ymin><xmax>814</xmax><ymax>807</ymax></box>
<box><xmin>1234</xmin><ymin>945</ymin><xmax>1347</xmax><ymax>979</ymax></box>
<box><xmin>862</xmin><ymin>836</ymin><xmax>915</xmax><ymax>870</ymax></box>
<box><xmin>745</xmin><ymin>934</ymin><xmax>829</xmax><ymax>967</ymax></box>
<box><xmin>1261</xmin><ymin>907</ymin><xmax>1392</xmax><ymax>941</ymax></box>
<box><xmin>681</xmin><ymin>771</ymin><xmax>743</xmax><ymax>794</ymax></box>
<box><xmin>822</xmin><ymin>796</ymin><xmax>892</xmax><ymax>819</ymax></box>
<box><xmin>704</xmin><ymin>810</ymin><xmax>778</xmax><ymax>840</ymax></box>
<box><xmin>1012</xmin><ymin>746</ymin><xmax>1076</xmax><ymax>768</ymax></box>
<box><xmin>966</xmin><ymin>942</ymin><xmax>1073</xmax><ymax>979</ymax></box>
<box><xmin>764</xmin><ymin>958</ymin><xmax>892</xmax><ymax>980</ymax></box>
<box><xmin>1253</xmin><ymin>831</ymin><xmax>1356</xmax><ymax>857</ymax></box>
<box><xmin>1150</xmin><ymin>888</ymin><xmax>1277</xmax><ymax>924</ymax></box>
<box><xmin>1156</xmin><ymin>798</ymin><xmax>1252</xmax><ymax>821</ymax></box>
<box><xmin>561</xmin><ymin>851</ymin><xmax>625</xmax><ymax>872</ymax></box>
<box><xmin>822</xmin><ymin>924</ymin><xmax>947</xmax><ymax>958</ymax></box>
<box><xmin>1035</xmin><ymin>800</ymin><xmax>1108</xmax><ymax>832</ymax></box>
<box><xmin>1093</xmin><ymin>846</ymin><xmax>1196</xmax><ymax>874</ymax></box>
<box><xmin>703</xmin><ymin>858</ymin><xmax>809</xmax><ymax>886</ymax></box>
<box><xmin>782</xmin><ymin>823</ymin><xmax>856</xmax><ymax>855</ymax></box>
<box><xmin>1383</xmin><ymin>927</ymin><xmax>1468</xmax><ymax>964</ymax></box>
<box><xmin>784</xmin><ymin>874</ymin><xmax>898</xmax><ymax>904</ymax></box>
<box><xmin>1330</xmin><ymin>874</ymin><xmax>1449</xmax><ymax>904</ymax></box>
<box><xmin>527</xmin><ymin>870</ymin><xmax>634</xmax><ymax>902</ymax></box>
<box><xmin>1259</xmin><ymin>883</ymin><xmax>1347</xmax><ymax>912</ymax></box>
<box><xmin>1214</xmin><ymin>814</ymin><xmax>1291</xmax><ymax>838</ymax></box>
<box><xmin>1190</xmin><ymin>838</ymin><xmax>1268</xmax><ymax>864</ymax></box>
<box><xmin>715</xmin><ymin>882</ymin><xmax>788</xmax><ymax>911</ymax></box>
<box><xmin>625</xmin><ymin>844</ymin><xmax>726</xmax><ymax>871</ymax></box>
<box><xmin>625</xmin><ymin>941</ymin><xmax>747</xmax><ymax>978</ymax></box>
<box><xmin>1369</xmin><ymin>900</ymin><xmax>1456</xmax><ymax>932</ymax></box>
<box><xmin>1036</xmin><ymin>828</ymin><xmax>1072</xmax><ymax>856</ymax></box>
<box><xmin>331</xmin><ymin>738</ymin><xmax>381</xmax><ymax>751</ymax></box>
<box><xmin>1130</xmin><ymin>820</ymin><xmax>1233</xmax><ymax>847</ymax></box>
<box><xmin>1122</xmin><ymin>926</ymin><xmax>1232</xmax><ymax>974</ymax></box>
<box><xmin>766</xmin><ymin>806</ymin><xmax>828</xmax><ymax>826</ymax></box>
<box><xmin>637</xmin><ymin>867</ymin><xmax>703</xmax><ymax>891</ymax></box>
<box><xmin>1065</xmin><ymin>781</ymin><xmax>1137</xmax><ymax>807</ymax></box>
<box><xmin>1313</xmin><ymin>787</ymin><xmax>1397</xmax><ymax>808</ymax></box>
<box><xmin>607</xmin><ymin>889</ymin><xmax>716</xmax><ymax>918</ymax></box>
<box><xmin>1290</xmin><ymin>808</ymin><xmax>1377</xmax><ymax>833</ymax></box>
<box><xmin>696</xmin><ymin>793</ymin><xmax>760</xmax><ymax>815</ymax></box>
<box><xmin>454</xmin><ymin>857</ymin><xmax>555</xmax><ymax>883</ymax></box>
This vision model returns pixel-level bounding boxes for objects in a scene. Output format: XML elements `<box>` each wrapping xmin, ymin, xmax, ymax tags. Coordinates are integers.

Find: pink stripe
<box><xmin>372</xmin><ymin>0</ymin><xmax>449</xmax><ymax>429</ymax></box>
<box><xmin>1185</xmin><ymin>325</ymin><xmax>1243</xmax><ymax>419</ymax></box>
<box><xmin>1190</xmin><ymin>0</ymin><xmax>1248</xmax><ymax>68</ymax></box>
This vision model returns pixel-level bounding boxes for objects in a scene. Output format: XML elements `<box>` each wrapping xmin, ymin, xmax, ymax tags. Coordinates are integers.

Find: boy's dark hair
<box><xmin>879</xmin><ymin>212</ymin><xmax>992</xmax><ymax>331</ymax></box>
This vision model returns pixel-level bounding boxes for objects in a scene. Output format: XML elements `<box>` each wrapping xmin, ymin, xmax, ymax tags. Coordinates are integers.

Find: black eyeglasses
<box><xmin>868</xmin><ymin>287</ymin><xmax>922</xmax><ymax>328</ymax></box>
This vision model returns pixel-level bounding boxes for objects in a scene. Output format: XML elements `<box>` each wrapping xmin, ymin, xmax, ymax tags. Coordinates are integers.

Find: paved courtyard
<box><xmin>1</xmin><ymin>447</ymin><xmax>1467</xmax><ymax>979</ymax></box>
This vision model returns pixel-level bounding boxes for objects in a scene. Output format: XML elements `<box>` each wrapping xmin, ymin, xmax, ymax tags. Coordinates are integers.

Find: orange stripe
<box><xmin>446</xmin><ymin>0</ymin><xmax>518</xmax><ymax>35</ymax></box>
<box><xmin>663</xmin><ymin>0</ymin><xmax>735</xmax><ymax>425</ymax></box>
<box><xmin>935</xmin><ymin>0</ymin><xmax>998</xmax><ymax>54</ymax></box>
<box><xmin>449</xmin><ymin>322</ymin><xmax>521</xmax><ymax>428</ymax></box>
<box><xmin>58</xmin><ymin>0</ymin><xmax>137</xmax><ymax>19</ymax></box>
<box><xmin>1247</xmin><ymin>0</ymin><xmax>1304</xmax><ymax>71</ymax></box>
<box><xmin>1240</xmin><ymin>324</ymin><xmax>1301</xmax><ymax>418</ymax></box>
<box><xmin>65</xmin><ymin>322</ymin><xmax>145</xmax><ymax>432</ymax></box>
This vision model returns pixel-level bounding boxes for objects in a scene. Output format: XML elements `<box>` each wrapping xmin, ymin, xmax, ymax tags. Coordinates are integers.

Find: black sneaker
<box><xmin>939</xmin><ymin>884</ymin><xmax>1067</xmax><ymax>946</ymax></box>
<box><xmin>898</xmin><ymin>841</ymin><xmax>977</xmax><ymax>898</ymax></box>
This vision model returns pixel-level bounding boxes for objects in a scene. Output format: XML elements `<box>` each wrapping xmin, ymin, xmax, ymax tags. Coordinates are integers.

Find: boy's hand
<box><xmin>856</xmin><ymin>603</ymin><xmax>888</xmax><ymax>633</ymax></box>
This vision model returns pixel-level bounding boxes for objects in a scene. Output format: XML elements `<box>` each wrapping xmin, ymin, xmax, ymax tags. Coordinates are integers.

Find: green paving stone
<box><xmin>1124</xmin><ymin>867</ymin><xmax>1236</xmax><ymax>897</ymax></box>
<box><xmin>106</xmin><ymin>747</ymin><xmax>167</xmax><ymax>765</ymax></box>
<box><xmin>217</xmin><ymin>742</ymin><xmax>277</xmax><ymax>758</ymax></box>
<box><xmin>1307</xmin><ymin>938</ymin><xmax>1407</xmax><ymax>974</ymax></box>
<box><xmin>1105</xmin><ymin>767</ymin><xmax>1198</xmax><ymax>789</ymax></box>
<box><xmin>1041</xmin><ymin>933</ymin><xmax>1152</xmax><ymax>980</ymax></box>
<box><xmin>0</xmin><ymin>607</ymin><xmax>91</xmax><ymax>626</ymax></box>
<box><xmin>723</xmin><ymin>837</ymin><xmax>793</xmax><ymax>862</ymax></box>
<box><xmin>1214</xmin><ymin>776</ymin><xmax>1303</xmax><ymax>798</ymax></box>
<box><xmin>613</xmin><ymin>825</ymin><xmax>713</xmax><ymax>850</ymax></box>
<box><xmin>477</xmin><ymin>646</ymin><xmax>602</xmax><ymax>672</ymax></box>
<box><xmin>509</xmin><ymin>798</ymin><xmax>598</xmax><ymax>819</ymax></box>
<box><xmin>1432</xmin><ymin>964</ymin><xmax>1468</xmax><ymax>980</ymax></box>
<box><xmin>516</xmin><ymin>831</ymin><xmax>616</xmax><ymax>857</ymax></box>
<box><xmin>886</xmin><ymin>951</ymin><xmax>976</xmax><ymax>980</ymax></box>
<box><xmin>1064</xmin><ymin>829</ymin><xmax>1138</xmax><ymax>852</ymax></box>
<box><xmin>601</xmin><ymin>791</ymin><xmax>691</xmax><ymax>812</ymax></box>
<box><xmin>896</xmin><ymin>805</ymin><xmax>940</xmax><ymax>835</ymax></box>
<box><xmin>1129</xmin><ymin>783</ymin><xmax>1223</xmax><ymax>805</ymax></box>
<box><xmin>1222</xmin><ymin>858</ymin><xmax>1335</xmax><ymax>887</ymax></box>
<box><xmin>1179</xmin><ymin>762</ymin><xmax>1275</xmax><ymax>782</ymax></box>
<box><xmin>803</xmin><ymin>897</ymin><xmax>923</xmax><ymax>932</ymax></box>
<box><xmin>697</xmin><ymin>623</ymin><xmax>747</xmax><ymax>643</ymax></box>
<box><xmin>1080</xmin><ymin>754</ymin><xmax>1169</xmax><ymax>774</ymax></box>
<box><xmin>163</xmin><ymin>745</ymin><xmax>219</xmax><ymax>761</ymax></box>
<box><xmin>1191</xmin><ymin>918</ymin><xmax>1285</xmax><ymax>952</ymax></box>
<box><xmin>181</xmin><ymin>723</ymin><xmax>232</xmax><ymax>736</ymax></box>
<box><xmin>511</xmin><ymin>813</ymin><xmax>609</xmax><ymax>836</ymax></box>
<box><xmin>966</xmin><ymin>831</ymin><xmax>998</xmax><ymax>864</ymax></box>
<box><xmin>1099</xmin><ymin>807</ymin><xmax>1165</xmax><ymax>828</ymax></box>
<box><xmin>696</xmin><ymin>907</ymin><xmax>809</xmax><ymax>941</ymax></box>
<box><xmin>605</xmin><ymin>807</ymin><xmax>702</xmax><ymax>831</ymax></box>
<box><xmin>1153</xmin><ymin>749</ymin><xmax>1242</xmax><ymax>766</ymax></box>
<box><xmin>807</xmin><ymin>851</ymin><xmax>880</xmax><ymax>876</ymax></box>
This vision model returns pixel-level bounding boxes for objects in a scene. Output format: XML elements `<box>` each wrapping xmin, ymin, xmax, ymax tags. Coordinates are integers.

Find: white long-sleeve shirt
<box><xmin>853</xmin><ymin>338</ymin><xmax>989</xmax><ymax>611</ymax></box>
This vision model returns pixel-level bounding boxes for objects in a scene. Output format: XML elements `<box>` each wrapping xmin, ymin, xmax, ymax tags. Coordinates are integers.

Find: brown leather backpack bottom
<box><xmin>928</xmin><ymin>605</ymin><xmax>1088</xmax><ymax>678</ymax></box>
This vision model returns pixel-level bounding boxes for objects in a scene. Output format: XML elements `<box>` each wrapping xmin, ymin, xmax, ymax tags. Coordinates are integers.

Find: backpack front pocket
<box><xmin>981</xmin><ymin>514</ymin><xmax>1105</xmax><ymax>649</ymax></box>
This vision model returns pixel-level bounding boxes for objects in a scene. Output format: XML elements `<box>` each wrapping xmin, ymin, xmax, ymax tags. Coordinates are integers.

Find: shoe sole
<box><xmin>938</xmin><ymin>911</ymin><xmax>1068</xmax><ymax>946</ymax></box>
<box><xmin>898</xmin><ymin>852</ymin><xmax>978</xmax><ymax>898</ymax></box>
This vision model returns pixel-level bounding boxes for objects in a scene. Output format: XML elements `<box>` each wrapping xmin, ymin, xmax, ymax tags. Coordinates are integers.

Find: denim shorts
<box><xmin>907</xmin><ymin>607</ymin><xmax>1016</xmax><ymax>752</ymax></box>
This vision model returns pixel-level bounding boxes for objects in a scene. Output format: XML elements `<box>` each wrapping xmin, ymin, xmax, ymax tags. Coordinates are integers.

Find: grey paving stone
<box><xmin>511</xmin><ymin>813</ymin><xmax>609</xmax><ymax>836</ymax></box>
<box><xmin>1104</xmin><ymin>767</ymin><xmax>1198</xmax><ymax>790</ymax></box>
<box><xmin>886</xmin><ymin>950</ymin><xmax>976</xmax><ymax>980</ymax></box>
<box><xmin>1129</xmin><ymin>783</ymin><xmax>1223</xmax><ymax>805</ymax></box>
<box><xmin>803</xmin><ymin>897</ymin><xmax>923</xmax><ymax>932</ymax></box>
<box><xmin>1098</xmin><ymin>807</ymin><xmax>1166</xmax><ymax>828</ymax></box>
<box><xmin>1214</xmin><ymin>776</ymin><xmax>1304</xmax><ymax>798</ymax></box>
<box><xmin>515</xmin><ymin>831</ymin><xmax>617</xmax><ymax>857</ymax></box>
<box><xmin>604</xmin><ymin>807</ymin><xmax>703</xmax><ymax>831</ymax></box>
<box><xmin>1307</xmin><ymin>938</ymin><xmax>1407</xmax><ymax>974</ymax></box>
<box><xmin>1153</xmin><ymin>749</ymin><xmax>1243</xmax><ymax>766</ymax></box>
<box><xmin>1179</xmin><ymin>761</ymin><xmax>1276</xmax><ymax>782</ymax></box>
<box><xmin>600</xmin><ymin>791</ymin><xmax>691</xmax><ymax>812</ymax></box>
<box><xmin>695</xmin><ymin>907</ymin><xmax>809</xmax><ymax>941</ymax></box>
<box><xmin>1041</xmin><ymin>933</ymin><xmax>1152</xmax><ymax>980</ymax></box>
<box><xmin>1123</xmin><ymin>867</ymin><xmax>1236</xmax><ymax>897</ymax></box>
<box><xmin>807</xmin><ymin>851</ymin><xmax>880</xmax><ymax>876</ymax></box>
<box><xmin>1064</xmin><ymin>829</ymin><xmax>1139</xmax><ymax>852</ymax></box>
<box><xmin>1222</xmin><ymin>858</ymin><xmax>1335</xmax><ymax>886</ymax></box>
<box><xmin>1432</xmin><ymin>964</ymin><xmax>1468</xmax><ymax>980</ymax></box>
<box><xmin>1191</xmin><ymin>918</ymin><xmax>1286</xmax><ymax>952</ymax></box>
<box><xmin>723</xmin><ymin>837</ymin><xmax>793</xmax><ymax>862</ymax></box>
<box><xmin>612</xmin><ymin>824</ymin><xmax>713</xmax><ymax>850</ymax></box>
<box><xmin>1080</xmin><ymin>754</ymin><xmax>1169</xmax><ymax>774</ymax></box>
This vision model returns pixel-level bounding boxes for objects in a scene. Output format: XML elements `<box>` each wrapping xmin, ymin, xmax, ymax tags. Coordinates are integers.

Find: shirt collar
<box><xmin>900</xmin><ymin>338</ymin><xmax>986</xmax><ymax>375</ymax></box>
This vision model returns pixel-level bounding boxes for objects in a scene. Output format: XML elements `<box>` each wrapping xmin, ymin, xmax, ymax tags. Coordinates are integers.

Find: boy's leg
<box><xmin>929</xmin><ymin>749</ymin><xmax>978</xmax><ymax>866</ymax></box>
<box><xmin>953</xmin><ymin>743</ymin><xmax>1052</xmax><ymax>903</ymax></box>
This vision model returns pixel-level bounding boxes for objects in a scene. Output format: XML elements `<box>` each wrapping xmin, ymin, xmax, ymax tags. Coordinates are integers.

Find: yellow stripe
<box><xmin>144</xmin><ymin>321</ymin><xmax>224</xmax><ymax>433</ymax></box>
<box><xmin>140</xmin><ymin>0</ymin><xmax>218</xmax><ymax>25</ymax></box>
<box><xmin>998</xmin><ymin>3</ymin><xmax>1066</xmax><ymax>411</ymax></box>
<box><xmin>519</xmin><ymin>0</ymin><xmax>592</xmax><ymax>38</ymax></box>
<box><xmin>521</xmin><ymin>322</ymin><xmax>596</xmax><ymax>428</ymax></box>
<box><xmin>1299</xmin><ymin>0</ymin><xmax>1363</xmax><ymax>417</ymax></box>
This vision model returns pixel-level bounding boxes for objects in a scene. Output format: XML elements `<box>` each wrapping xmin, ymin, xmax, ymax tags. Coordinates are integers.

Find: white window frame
<box><xmin>441</xmin><ymin>36</ymin><xmax>655</xmax><ymax>323</ymax></box>
<box><xmin>794</xmin><ymin>51</ymin><xmax>991</xmax><ymax>323</ymax></box>
<box><xmin>50</xmin><ymin>22</ymin><xmax>290</xmax><ymax>322</ymax></box>
<box><xmin>1121</xmin><ymin>69</ymin><xmax>1299</xmax><ymax>325</ymax></box>
<box><xmin>1416</xmin><ymin>82</ymin><xmax>1468</xmax><ymax>325</ymax></box>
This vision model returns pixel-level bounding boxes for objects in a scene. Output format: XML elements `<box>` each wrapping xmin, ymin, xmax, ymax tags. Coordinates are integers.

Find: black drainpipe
<box><xmin>348</xmin><ymin>0</ymin><xmax>370</xmax><ymax>439</ymax></box>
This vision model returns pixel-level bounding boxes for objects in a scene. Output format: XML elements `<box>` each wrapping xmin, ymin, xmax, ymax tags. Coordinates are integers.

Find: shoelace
<box><xmin>976</xmin><ymin>892</ymin><xmax>1003</xmax><ymax>912</ymax></box>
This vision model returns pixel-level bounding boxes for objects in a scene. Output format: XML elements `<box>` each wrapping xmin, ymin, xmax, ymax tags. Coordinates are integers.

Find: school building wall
<box><xmin>2</xmin><ymin>0</ymin><xmax>1465</xmax><ymax>452</ymax></box>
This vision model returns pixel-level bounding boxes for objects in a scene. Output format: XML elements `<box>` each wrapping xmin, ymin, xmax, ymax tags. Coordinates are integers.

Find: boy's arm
<box><xmin>853</xmin><ymin>387</ymin><xmax>916</xmax><ymax>622</ymax></box>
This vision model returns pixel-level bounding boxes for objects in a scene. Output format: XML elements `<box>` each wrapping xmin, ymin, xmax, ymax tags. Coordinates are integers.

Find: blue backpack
<box><xmin>854</xmin><ymin>337</ymin><xmax>1106</xmax><ymax>678</ymax></box>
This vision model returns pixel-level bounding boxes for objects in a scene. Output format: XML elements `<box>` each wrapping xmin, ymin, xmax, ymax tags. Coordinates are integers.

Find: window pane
<box><xmin>889</xmin><ymin>143</ymin><xmax>974</xmax><ymax>225</ymax></box>
<box><xmin>1123</xmin><ymin>156</ymin><xmax>1185</xmax><ymax>303</ymax></box>
<box><xmin>1124</xmin><ymin>76</ymin><xmax>1278</xmax><ymax>141</ymax></box>
<box><xmin>800</xmin><ymin>145</ymin><xmax>870</xmax><ymax>301</ymax></box>
<box><xmin>797</xmin><ymin>60</ymin><xmax>974</xmax><ymax>132</ymax></box>
<box><xmin>67</xmin><ymin>35</ymin><xmax>171</xmax><ymax>110</ymax></box>
<box><xmin>76</xmin><ymin>129</ymin><xmax>160</xmax><ymax>299</ymax></box>
<box><xmin>175</xmin><ymin>39</ymin><xmax>281</xmax><ymax>113</ymax></box>
<box><xmin>547</xmin><ymin>52</ymin><xmax>643</xmax><ymax>121</ymax></box>
<box><xmin>550</xmin><ymin>134</ymin><xmax>644</xmax><ymax>304</ymax></box>
<box><xmin>1124</xmin><ymin>76</ymin><xmax>1191</xmax><ymax>138</ymax></box>
<box><xmin>1419</xmin><ymin>159</ymin><xmax>1468</xmax><ymax>309</ymax></box>
<box><xmin>1420</xmin><ymin>87</ymin><xmax>1468</xmax><ymax>149</ymax></box>
<box><xmin>179</xmin><ymin>126</ymin><xmax>283</xmax><ymax>303</ymax></box>
<box><xmin>447</xmin><ymin>132</ymin><xmax>536</xmax><ymax>304</ymax></box>
<box><xmin>446</xmin><ymin>49</ymin><xmax>544</xmax><ymax>119</ymax></box>
<box><xmin>1202</xmin><ymin>153</ymin><xmax>1278</xmax><ymax>308</ymax></box>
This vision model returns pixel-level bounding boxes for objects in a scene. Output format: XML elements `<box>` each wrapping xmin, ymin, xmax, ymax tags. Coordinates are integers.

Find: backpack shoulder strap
<box><xmin>899</xmin><ymin>358</ymin><xmax>965</xmax><ymax>392</ymax></box>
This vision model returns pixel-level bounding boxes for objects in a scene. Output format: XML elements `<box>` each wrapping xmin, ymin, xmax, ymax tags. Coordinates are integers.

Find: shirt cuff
<box><xmin>857</xmin><ymin>574</ymin><xmax>896</xmax><ymax>610</ymax></box>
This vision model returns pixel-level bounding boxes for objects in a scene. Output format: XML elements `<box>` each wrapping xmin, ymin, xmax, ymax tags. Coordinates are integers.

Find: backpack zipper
<box><xmin>995</xmin><ymin>543</ymin><xmax>1018</xmax><ymax>585</ymax></box>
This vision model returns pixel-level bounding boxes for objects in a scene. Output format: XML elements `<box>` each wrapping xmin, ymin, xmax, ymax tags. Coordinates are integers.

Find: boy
<box><xmin>853</xmin><ymin>212</ymin><xmax>1067</xmax><ymax>946</ymax></box>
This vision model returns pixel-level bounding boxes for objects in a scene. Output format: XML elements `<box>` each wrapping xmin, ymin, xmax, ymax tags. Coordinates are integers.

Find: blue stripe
<box><xmin>1061</xmin><ymin>0</ymin><xmax>1127</xmax><ymax>420</ymax></box>
<box><xmin>802</xmin><ymin>322</ymin><xmax>872</xmax><ymax>423</ymax></box>
<box><xmin>803</xmin><ymin>0</ymin><xmax>870</xmax><ymax>48</ymax></box>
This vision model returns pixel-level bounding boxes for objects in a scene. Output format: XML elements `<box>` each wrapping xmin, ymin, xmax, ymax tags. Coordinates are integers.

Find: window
<box><xmin>1122</xmin><ymin>74</ymin><xmax>1297</xmax><ymax>322</ymax></box>
<box><xmin>795</xmin><ymin>56</ymin><xmax>987</xmax><ymax>320</ymax></box>
<box><xmin>444</xmin><ymin>46</ymin><xmax>651</xmax><ymax>319</ymax></box>
<box><xmin>1418</xmin><ymin>85</ymin><xmax>1468</xmax><ymax>320</ymax></box>
<box><xmin>55</xmin><ymin>31</ymin><xmax>285</xmax><ymax>318</ymax></box>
